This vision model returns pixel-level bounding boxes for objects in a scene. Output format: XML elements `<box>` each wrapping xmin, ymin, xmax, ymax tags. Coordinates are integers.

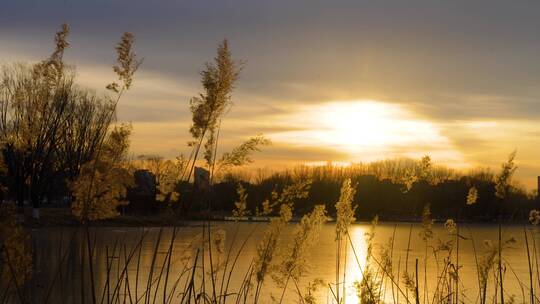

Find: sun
<box><xmin>271</xmin><ymin>99</ymin><xmax>464</xmax><ymax>164</ymax></box>
<box><xmin>316</xmin><ymin>101</ymin><xmax>402</xmax><ymax>150</ymax></box>
<box><xmin>308</xmin><ymin>100</ymin><xmax>440</xmax><ymax>155</ymax></box>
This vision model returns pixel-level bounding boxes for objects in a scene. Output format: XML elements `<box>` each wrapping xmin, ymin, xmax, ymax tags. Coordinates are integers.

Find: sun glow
<box><xmin>271</xmin><ymin>100</ymin><xmax>464</xmax><ymax>164</ymax></box>
<box><xmin>316</xmin><ymin>101</ymin><xmax>408</xmax><ymax>150</ymax></box>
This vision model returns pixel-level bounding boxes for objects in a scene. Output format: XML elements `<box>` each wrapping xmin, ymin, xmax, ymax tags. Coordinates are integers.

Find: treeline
<box><xmin>0</xmin><ymin>24</ymin><xmax>269</xmax><ymax>221</ymax></box>
<box><xmin>0</xmin><ymin>25</ymin><xmax>141</xmax><ymax>221</ymax></box>
<box><xmin>203</xmin><ymin>155</ymin><xmax>538</xmax><ymax>221</ymax></box>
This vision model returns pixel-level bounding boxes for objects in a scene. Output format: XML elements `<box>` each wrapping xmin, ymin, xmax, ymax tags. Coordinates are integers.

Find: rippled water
<box><xmin>28</xmin><ymin>222</ymin><xmax>540</xmax><ymax>303</ymax></box>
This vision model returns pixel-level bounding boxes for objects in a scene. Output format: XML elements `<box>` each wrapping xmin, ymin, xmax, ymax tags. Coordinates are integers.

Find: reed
<box><xmin>3</xmin><ymin>221</ymin><xmax>540</xmax><ymax>304</ymax></box>
<box><xmin>2</xmin><ymin>193</ymin><xmax>540</xmax><ymax>304</ymax></box>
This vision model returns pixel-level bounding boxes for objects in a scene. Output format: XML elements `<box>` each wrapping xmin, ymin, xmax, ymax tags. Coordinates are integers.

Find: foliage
<box><xmin>419</xmin><ymin>155</ymin><xmax>433</xmax><ymax>181</ymax></box>
<box><xmin>205</xmin><ymin>153</ymin><xmax>534</xmax><ymax>221</ymax></box>
<box><xmin>232</xmin><ymin>183</ymin><xmax>249</xmax><ymax>217</ymax></box>
<box><xmin>185</xmin><ymin>39</ymin><xmax>242</xmax><ymax>182</ymax></box>
<box><xmin>419</xmin><ymin>204</ymin><xmax>434</xmax><ymax>241</ymax></box>
<box><xmin>57</xmin><ymin>90</ymin><xmax>116</xmax><ymax>181</ymax></box>
<box><xmin>529</xmin><ymin>209</ymin><xmax>540</xmax><ymax>225</ymax></box>
<box><xmin>355</xmin><ymin>216</ymin><xmax>382</xmax><ymax>304</ymax></box>
<box><xmin>189</xmin><ymin>40</ymin><xmax>239</xmax><ymax>144</ymax></box>
<box><xmin>0</xmin><ymin>25</ymin><xmax>141</xmax><ymax>216</ymax></box>
<box><xmin>0</xmin><ymin>24</ymin><xmax>76</xmax><ymax>208</ymax></box>
<box><xmin>335</xmin><ymin>178</ymin><xmax>357</xmax><ymax>238</ymax></box>
<box><xmin>303</xmin><ymin>278</ymin><xmax>326</xmax><ymax>304</ymax></box>
<box><xmin>252</xmin><ymin>179</ymin><xmax>312</xmax><ymax>300</ymax></box>
<box><xmin>495</xmin><ymin>151</ymin><xmax>517</xmax><ymax>201</ymax></box>
<box><xmin>259</xmin><ymin>178</ymin><xmax>312</xmax><ymax>216</ymax></box>
<box><xmin>478</xmin><ymin>237</ymin><xmax>517</xmax><ymax>302</ymax></box>
<box><xmin>216</xmin><ymin>135</ymin><xmax>271</xmax><ymax>173</ymax></box>
<box><xmin>70</xmin><ymin>30</ymin><xmax>140</xmax><ymax>221</ymax></box>
<box><xmin>443</xmin><ymin>218</ymin><xmax>456</xmax><ymax>234</ymax></box>
<box><xmin>107</xmin><ymin>32</ymin><xmax>142</xmax><ymax>93</ymax></box>
<box><xmin>467</xmin><ymin>186</ymin><xmax>479</xmax><ymax>205</ymax></box>
<box><xmin>254</xmin><ymin>203</ymin><xmax>292</xmax><ymax>286</ymax></box>
<box><xmin>71</xmin><ymin>125</ymin><xmax>134</xmax><ymax>222</ymax></box>
<box><xmin>272</xmin><ymin>205</ymin><xmax>326</xmax><ymax>284</ymax></box>
<box><xmin>136</xmin><ymin>154</ymin><xmax>187</xmax><ymax>206</ymax></box>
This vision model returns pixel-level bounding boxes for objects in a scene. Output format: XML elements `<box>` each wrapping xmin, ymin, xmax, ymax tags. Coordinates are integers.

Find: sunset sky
<box><xmin>1</xmin><ymin>1</ymin><xmax>540</xmax><ymax>188</ymax></box>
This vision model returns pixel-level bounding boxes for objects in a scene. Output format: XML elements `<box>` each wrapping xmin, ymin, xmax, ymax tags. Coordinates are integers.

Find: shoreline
<box><xmin>20</xmin><ymin>207</ymin><xmax>530</xmax><ymax>228</ymax></box>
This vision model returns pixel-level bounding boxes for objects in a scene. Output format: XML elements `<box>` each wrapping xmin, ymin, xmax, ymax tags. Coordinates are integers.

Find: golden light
<box><xmin>344</xmin><ymin>226</ymin><xmax>369</xmax><ymax>304</ymax></box>
<box><xmin>315</xmin><ymin>101</ymin><xmax>407</xmax><ymax>150</ymax></box>
<box><xmin>271</xmin><ymin>100</ymin><xmax>465</xmax><ymax>164</ymax></box>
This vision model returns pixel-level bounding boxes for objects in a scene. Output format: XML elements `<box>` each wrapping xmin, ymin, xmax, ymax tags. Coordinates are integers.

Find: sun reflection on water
<box><xmin>341</xmin><ymin>225</ymin><xmax>368</xmax><ymax>304</ymax></box>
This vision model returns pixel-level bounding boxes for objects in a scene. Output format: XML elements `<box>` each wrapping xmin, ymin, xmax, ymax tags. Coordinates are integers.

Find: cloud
<box><xmin>267</xmin><ymin>101</ymin><xmax>467</xmax><ymax>166</ymax></box>
<box><xmin>2</xmin><ymin>0</ymin><xmax>540</xmax><ymax>188</ymax></box>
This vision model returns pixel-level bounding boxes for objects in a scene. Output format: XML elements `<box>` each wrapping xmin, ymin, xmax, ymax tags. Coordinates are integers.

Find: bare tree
<box><xmin>0</xmin><ymin>25</ymin><xmax>141</xmax><ymax>221</ymax></box>
<box><xmin>57</xmin><ymin>90</ymin><xmax>115</xmax><ymax>182</ymax></box>
<box><xmin>0</xmin><ymin>25</ymin><xmax>74</xmax><ymax>217</ymax></box>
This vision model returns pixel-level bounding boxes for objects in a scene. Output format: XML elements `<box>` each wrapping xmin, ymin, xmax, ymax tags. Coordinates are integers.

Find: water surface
<box><xmin>29</xmin><ymin>222</ymin><xmax>539</xmax><ymax>303</ymax></box>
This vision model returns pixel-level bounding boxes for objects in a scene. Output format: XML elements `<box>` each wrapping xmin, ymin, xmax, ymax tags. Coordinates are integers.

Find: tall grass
<box><xmin>2</xmin><ymin>193</ymin><xmax>540</xmax><ymax>303</ymax></box>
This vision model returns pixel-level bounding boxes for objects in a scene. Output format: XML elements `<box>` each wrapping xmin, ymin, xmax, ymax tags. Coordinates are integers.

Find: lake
<box><xmin>27</xmin><ymin>222</ymin><xmax>540</xmax><ymax>303</ymax></box>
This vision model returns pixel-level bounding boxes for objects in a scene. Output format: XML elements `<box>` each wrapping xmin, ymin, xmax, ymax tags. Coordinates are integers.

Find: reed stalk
<box><xmin>524</xmin><ymin>226</ymin><xmax>534</xmax><ymax>303</ymax></box>
<box><xmin>415</xmin><ymin>259</ymin><xmax>420</xmax><ymax>304</ymax></box>
<box><xmin>499</xmin><ymin>223</ymin><xmax>504</xmax><ymax>304</ymax></box>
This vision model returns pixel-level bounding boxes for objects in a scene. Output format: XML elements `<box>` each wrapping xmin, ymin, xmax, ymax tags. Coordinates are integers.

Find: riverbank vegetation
<box><xmin>201</xmin><ymin>152</ymin><xmax>537</xmax><ymax>222</ymax></box>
